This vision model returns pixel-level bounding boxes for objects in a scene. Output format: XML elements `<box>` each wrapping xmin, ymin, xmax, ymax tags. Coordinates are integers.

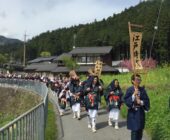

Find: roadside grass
<box><xmin>0</xmin><ymin>87</ymin><xmax>41</xmax><ymax>127</ymax></box>
<box><xmin>45</xmin><ymin>101</ymin><xmax>57</xmax><ymax>140</ymax></box>
<box><xmin>0</xmin><ymin>87</ymin><xmax>58</xmax><ymax>140</ymax></box>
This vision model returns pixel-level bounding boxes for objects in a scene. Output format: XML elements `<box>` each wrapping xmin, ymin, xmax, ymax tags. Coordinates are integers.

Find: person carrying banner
<box><xmin>124</xmin><ymin>74</ymin><xmax>150</xmax><ymax>140</ymax></box>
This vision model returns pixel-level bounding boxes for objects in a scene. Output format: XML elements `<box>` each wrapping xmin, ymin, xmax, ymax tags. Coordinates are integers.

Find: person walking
<box><xmin>84</xmin><ymin>76</ymin><xmax>103</xmax><ymax>132</ymax></box>
<box><xmin>105</xmin><ymin>79</ymin><xmax>123</xmax><ymax>129</ymax></box>
<box><xmin>124</xmin><ymin>74</ymin><xmax>150</xmax><ymax>140</ymax></box>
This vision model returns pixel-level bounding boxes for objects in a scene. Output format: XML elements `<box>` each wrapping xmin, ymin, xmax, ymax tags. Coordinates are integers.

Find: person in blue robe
<box><xmin>124</xmin><ymin>74</ymin><xmax>150</xmax><ymax>140</ymax></box>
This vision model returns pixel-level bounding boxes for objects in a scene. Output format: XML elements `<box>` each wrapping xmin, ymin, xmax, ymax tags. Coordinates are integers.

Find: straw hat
<box><xmin>69</xmin><ymin>70</ymin><xmax>78</xmax><ymax>79</ymax></box>
<box><xmin>88</xmin><ymin>68</ymin><xmax>96</xmax><ymax>76</ymax></box>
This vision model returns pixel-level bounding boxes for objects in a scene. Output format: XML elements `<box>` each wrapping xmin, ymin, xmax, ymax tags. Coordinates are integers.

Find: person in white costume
<box><xmin>58</xmin><ymin>87</ymin><xmax>70</xmax><ymax>116</ymax></box>
<box><xmin>69</xmin><ymin>71</ymin><xmax>82</xmax><ymax>120</ymax></box>
<box><xmin>84</xmin><ymin>76</ymin><xmax>103</xmax><ymax>132</ymax></box>
<box><xmin>104</xmin><ymin>79</ymin><xmax>124</xmax><ymax>129</ymax></box>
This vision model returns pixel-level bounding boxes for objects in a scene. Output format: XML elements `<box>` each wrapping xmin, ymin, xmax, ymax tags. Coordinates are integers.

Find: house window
<box><xmin>81</xmin><ymin>57</ymin><xmax>86</xmax><ymax>63</ymax></box>
<box><xmin>93</xmin><ymin>56</ymin><xmax>101</xmax><ymax>62</ymax></box>
<box><xmin>87</xmin><ymin>56</ymin><xmax>93</xmax><ymax>63</ymax></box>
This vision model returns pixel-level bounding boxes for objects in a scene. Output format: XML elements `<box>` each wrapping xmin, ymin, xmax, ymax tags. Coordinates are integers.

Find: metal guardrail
<box><xmin>0</xmin><ymin>78</ymin><xmax>48</xmax><ymax>140</ymax></box>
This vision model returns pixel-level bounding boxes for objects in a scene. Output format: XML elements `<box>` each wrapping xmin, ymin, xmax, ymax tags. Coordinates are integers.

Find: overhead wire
<box><xmin>149</xmin><ymin>0</ymin><xmax>164</xmax><ymax>58</ymax></box>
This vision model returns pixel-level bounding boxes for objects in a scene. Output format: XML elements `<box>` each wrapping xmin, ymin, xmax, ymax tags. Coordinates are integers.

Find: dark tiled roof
<box><xmin>51</xmin><ymin>65</ymin><xmax>118</xmax><ymax>73</ymax></box>
<box><xmin>36</xmin><ymin>63</ymin><xmax>57</xmax><ymax>72</ymax></box>
<box><xmin>102</xmin><ymin>65</ymin><xmax>119</xmax><ymax>72</ymax></box>
<box><xmin>24</xmin><ymin>63</ymin><xmax>57</xmax><ymax>72</ymax></box>
<box><xmin>76</xmin><ymin>65</ymin><xmax>118</xmax><ymax>73</ymax></box>
<box><xmin>24</xmin><ymin>63</ymin><xmax>44</xmax><ymax>70</ymax></box>
<box><xmin>51</xmin><ymin>66</ymin><xmax>70</xmax><ymax>73</ymax></box>
<box><xmin>25</xmin><ymin>63</ymin><xmax>118</xmax><ymax>74</ymax></box>
<box><xmin>69</xmin><ymin>46</ymin><xmax>113</xmax><ymax>55</ymax></box>
<box><xmin>53</xmin><ymin>53</ymin><xmax>71</xmax><ymax>61</ymax></box>
<box><xmin>28</xmin><ymin>56</ymin><xmax>57</xmax><ymax>63</ymax></box>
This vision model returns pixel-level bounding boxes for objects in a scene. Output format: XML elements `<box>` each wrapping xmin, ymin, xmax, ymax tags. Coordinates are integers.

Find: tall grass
<box><xmin>45</xmin><ymin>102</ymin><xmax>57</xmax><ymax>140</ymax></box>
<box><xmin>100</xmin><ymin>65</ymin><xmax>170</xmax><ymax>140</ymax></box>
<box><xmin>146</xmin><ymin>88</ymin><xmax>170</xmax><ymax>140</ymax></box>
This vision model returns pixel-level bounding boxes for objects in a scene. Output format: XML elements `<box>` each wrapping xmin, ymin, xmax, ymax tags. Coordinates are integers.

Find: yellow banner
<box><xmin>128</xmin><ymin>22</ymin><xmax>143</xmax><ymax>71</ymax></box>
<box><xmin>94</xmin><ymin>60</ymin><xmax>103</xmax><ymax>77</ymax></box>
<box><xmin>130</xmin><ymin>31</ymin><xmax>143</xmax><ymax>70</ymax></box>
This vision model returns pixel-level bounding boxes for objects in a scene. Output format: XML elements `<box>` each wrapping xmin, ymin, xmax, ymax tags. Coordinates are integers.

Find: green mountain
<box><xmin>0</xmin><ymin>35</ymin><xmax>22</xmax><ymax>46</ymax></box>
<box><xmin>0</xmin><ymin>35</ymin><xmax>23</xmax><ymax>64</ymax></box>
<box><xmin>27</xmin><ymin>0</ymin><xmax>170</xmax><ymax>63</ymax></box>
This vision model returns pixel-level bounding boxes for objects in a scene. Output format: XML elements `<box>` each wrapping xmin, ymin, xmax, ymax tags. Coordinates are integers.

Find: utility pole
<box><xmin>23</xmin><ymin>32</ymin><xmax>28</xmax><ymax>66</ymax></box>
<box><xmin>73</xmin><ymin>33</ymin><xmax>76</xmax><ymax>49</ymax></box>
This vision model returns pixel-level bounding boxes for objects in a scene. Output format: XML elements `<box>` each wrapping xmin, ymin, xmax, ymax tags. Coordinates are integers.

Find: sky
<box><xmin>0</xmin><ymin>0</ymin><xmax>140</xmax><ymax>41</ymax></box>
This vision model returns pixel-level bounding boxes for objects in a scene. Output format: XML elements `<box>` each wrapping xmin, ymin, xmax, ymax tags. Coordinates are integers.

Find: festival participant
<box><xmin>81</xmin><ymin>68</ymin><xmax>96</xmax><ymax>109</ymax></box>
<box><xmin>105</xmin><ymin>79</ymin><xmax>123</xmax><ymax>129</ymax></box>
<box><xmin>86</xmin><ymin>68</ymin><xmax>96</xmax><ymax>86</ymax></box>
<box><xmin>84</xmin><ymin>76</ymin><xmax>103</xmax><ymax>133</ymax></box>
<box><xmin>69</xmin><ymin>70</ymin><xmax>82</xmax><ymax>120</ymax></box>
<box><xmin>124</xmin><ymin>74</ymin><xmax>150</xmax><ymax>140</ymax></box>
<box><xmin>58</xmin><ymin>87</ymin><xmax>69</xmax><ymax>116</ymax></box>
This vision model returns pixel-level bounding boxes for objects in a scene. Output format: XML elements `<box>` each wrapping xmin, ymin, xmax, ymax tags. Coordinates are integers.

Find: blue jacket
<box><xmin>124</xmin><ymin>86</ymin><xmax>150</xmax><ymax>131</ymax></box>
<box><xmin>105</xmin><ymin>82</ymin><xmax>123</xmax><ymax>110</ymax></box>
<box><xmin>69</xmin><ymin>79</ymin><xmax>82</xmax><ymax>105</ymax></box>
<box><xmin>84</xmin><ymin>83</ymin><xmax>101</xmax><ymax>110</ymax></box>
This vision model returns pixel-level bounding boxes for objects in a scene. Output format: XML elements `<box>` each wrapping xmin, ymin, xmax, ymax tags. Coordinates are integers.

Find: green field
<box><xmin>99</xmin><ymin>65</ymin><xmax>170</xmax><ymax>140</ymax></box>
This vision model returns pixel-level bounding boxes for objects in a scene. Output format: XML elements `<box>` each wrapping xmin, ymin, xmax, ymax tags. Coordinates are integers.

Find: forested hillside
<box><xmin>26</xmin><ymin>0</ymin><xmax>170</xmax><ymax>63</ymax></box>
<box><xmin>0</xmin><ymin>36</ymin><xmax>22</xmax><ymax>64</ymax></box>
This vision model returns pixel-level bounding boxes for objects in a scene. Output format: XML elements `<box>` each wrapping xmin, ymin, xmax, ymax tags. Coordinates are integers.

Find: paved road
<box><xmin>49</xmin><ymin>91</ymin><xmax>150</xmax><ymax>140</ymax></box>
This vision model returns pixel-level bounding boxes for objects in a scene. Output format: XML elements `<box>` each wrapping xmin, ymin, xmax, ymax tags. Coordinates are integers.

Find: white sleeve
<box><xmin>132</xmin><ymin>94</ymin><xmax>135</xmax><ymax>101</ymax></box>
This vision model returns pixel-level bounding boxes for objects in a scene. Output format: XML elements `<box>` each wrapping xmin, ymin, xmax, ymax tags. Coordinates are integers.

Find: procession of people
<box><xmin>50</xmin><ymin>69</ymin><xmax>150</xmax><ymax>140</ymax></box>
<box><xmin>0</xmin><ymin>68</ymin><xmax>150</xmax><ymax>140</ymax></box>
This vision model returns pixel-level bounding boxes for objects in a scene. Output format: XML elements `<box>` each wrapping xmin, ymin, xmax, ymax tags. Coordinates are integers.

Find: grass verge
<box><xmin>45</xmin><ymin>101</ymin><xmax>57</xmax><ymax>140</ymax></box>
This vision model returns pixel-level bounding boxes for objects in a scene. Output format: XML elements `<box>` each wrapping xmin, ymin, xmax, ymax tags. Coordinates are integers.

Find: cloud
<box><xmin>0</xmin><ymin>11</ymin><xmax>7</xmax><ymax>19</ymax></box>
<box><xmin>0</xmin><ymin>28</ymin><xmax>10</xmax><ymax>37</ymax></box>
<box><xmin>0</xmin><ymin>0</ymin><xmax>140</xmax><ymax>40</ymax></box>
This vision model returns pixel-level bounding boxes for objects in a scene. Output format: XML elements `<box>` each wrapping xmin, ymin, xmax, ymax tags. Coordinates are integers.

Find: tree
<box><xmin>62</xmin><ymin>56</ymin><xmax>79</xmax><ymax>70</ymax></box>
<box><xmin>40</xmin><ymin>51</ymin><xmax>51</xmax><ymax>57</ymax></box>
<box><xmin>0</xmin><ymin>53</ymin><xmax>8</xmax><ymax>64</ymax></box>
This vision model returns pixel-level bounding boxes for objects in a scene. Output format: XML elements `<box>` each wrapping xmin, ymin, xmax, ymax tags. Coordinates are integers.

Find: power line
<box><xmin>149</xmin><ymin>0</ymin><xmax>164</xmax><ymax>58</ymax></box>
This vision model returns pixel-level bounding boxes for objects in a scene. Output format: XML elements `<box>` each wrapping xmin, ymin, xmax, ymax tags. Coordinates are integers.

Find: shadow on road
<box><xmin>119</xmin><ymin>120</ymin><xmax>127</xmax><ymax>128</ymax></box>
<box><xmin>98</xmin><ymin>109</ymin><xmax>107</xmax><ymax>116</ymax></box>
<box><xmin>97</xmin><ymin>121</ymin><xmax>108</xmax><ymax>130</ymax></box>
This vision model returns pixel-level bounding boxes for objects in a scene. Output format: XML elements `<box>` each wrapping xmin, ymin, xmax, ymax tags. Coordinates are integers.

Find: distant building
<box><xmin>53</xmin><ymin>53</ymin><xmax>72</xmax><ymax>66</ymax></box>
<box><xmin>69</xmin><ymin>46</ymin><xmax>113</xmax><ymax>66</ymax></box>
<box><xmin>27</xmin><ymin>56</ymin><xmax>57</xmax><ymax>64</ymax></box>
<box><xmin>25</xmin><ymin>46</ymin><xmax>119</xmax><ymax>75</ymax></box>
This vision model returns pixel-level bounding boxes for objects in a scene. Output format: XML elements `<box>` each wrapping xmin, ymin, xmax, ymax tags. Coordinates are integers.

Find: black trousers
<box><xmin>131</xmin><ymin>129</ymin><xmax>143</xmax><ymax>140</ymax></box>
